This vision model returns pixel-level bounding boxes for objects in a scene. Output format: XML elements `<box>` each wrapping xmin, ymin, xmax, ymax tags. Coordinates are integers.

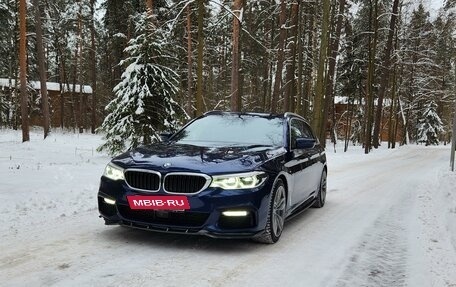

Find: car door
<box><xmin>286</xmin><ymin>118</ymin><xmax>322</xmax><ymax>207</ymax></box>
<box><xmin>300</xmin><ymin>122</ymin><xmax>324</xmax><ymax>196</ymax></box>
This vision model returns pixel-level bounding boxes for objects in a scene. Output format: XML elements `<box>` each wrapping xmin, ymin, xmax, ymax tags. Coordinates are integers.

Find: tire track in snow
<box><xmin>333</xmin><ymin>192</ymin><xmax>411</xmax><ymax>287</ymax></box>
<box><xmin>332</xmin><ymin>148</ymin><xmax>443</xmax><ymax>287</ymax></box>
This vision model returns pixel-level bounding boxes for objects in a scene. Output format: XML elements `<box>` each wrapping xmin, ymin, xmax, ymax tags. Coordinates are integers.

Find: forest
<box><xmin>0</xmin><ymin>0</ymin><xmax>455</xmax><ymax>154</ymax></box>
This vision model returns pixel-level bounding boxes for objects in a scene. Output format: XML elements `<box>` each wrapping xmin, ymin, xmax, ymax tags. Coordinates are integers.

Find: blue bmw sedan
<box><xmin>98</xmin><ymin>111</ymin><xmax>327</xmax><ymax>243</ymax></box>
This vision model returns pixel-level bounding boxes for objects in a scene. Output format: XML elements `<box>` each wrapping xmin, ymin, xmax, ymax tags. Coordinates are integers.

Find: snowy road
<box><xmin>1</xmin><ymin>131</ymin><xmax>456</xmax><ymax>287</ymax></box>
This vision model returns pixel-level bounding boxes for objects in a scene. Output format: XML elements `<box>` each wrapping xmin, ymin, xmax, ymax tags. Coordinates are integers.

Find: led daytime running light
<box><xmin>210</xmin><ymin>172</ymin><xmax>267</xmax><ymax>190</ymax></box>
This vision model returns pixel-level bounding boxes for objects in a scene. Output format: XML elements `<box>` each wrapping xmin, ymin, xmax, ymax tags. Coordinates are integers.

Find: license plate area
<box><xmin>127</xmin><ymin>195</ymin><xmax>190</xmax><ymax>210</ymax></box>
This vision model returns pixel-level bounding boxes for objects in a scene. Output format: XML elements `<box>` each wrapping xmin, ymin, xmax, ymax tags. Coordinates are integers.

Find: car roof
<box><xmin>203</xmin><ymin>110</ymin><xmax>306</xmax><ymax>121</ymax></box>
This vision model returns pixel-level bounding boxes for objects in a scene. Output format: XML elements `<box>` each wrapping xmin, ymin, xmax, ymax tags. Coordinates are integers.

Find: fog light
<box><xmin>103</xmin><ymin>197</ymin><xmax>116</xmax><ymax>205</ymax></box>
<box><xmin>222</xmin><ymin>210</ymin><xmax>248</xmax><ymax>217</ymax></box>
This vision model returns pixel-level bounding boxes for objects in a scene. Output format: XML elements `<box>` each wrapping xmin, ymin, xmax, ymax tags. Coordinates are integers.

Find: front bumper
<box><xmin>98</xmin><ymin>176</ymin><xmax>273</xmax><ymax>238</ymax></box>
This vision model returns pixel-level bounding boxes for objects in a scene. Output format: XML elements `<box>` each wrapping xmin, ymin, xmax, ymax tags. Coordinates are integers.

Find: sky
<box><xmin>408</xmin><ymin>0</ymin><xmax>445</xmax><ymax>18</ymax></box>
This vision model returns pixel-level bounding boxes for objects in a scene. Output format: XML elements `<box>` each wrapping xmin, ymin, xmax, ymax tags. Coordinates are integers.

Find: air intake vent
<box><xmin>124</xmin><ymin>170</ymin><xmax>160</xmax><ymax>191</ymax></box>
<box><xmin>164</xmin><ymin>173</ymin><xmax>210</xmax><ymax>194</ymax></box>
<box><xmin>118</xmin><ymin>205</ymin><xmax>209</xmax><ymax>227</ymax></box>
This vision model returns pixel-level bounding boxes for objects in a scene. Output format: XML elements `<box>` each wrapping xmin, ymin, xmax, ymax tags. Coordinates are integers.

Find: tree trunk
<box><xmin>196</xmin><ymin>0</ymin><xmax>204</xmax><ymax>116</ymax></box>
<box><xmin>284</xmin><ymin>1</ymin><xmax>299</xmax><ymax>112</ymax></box>
<box><xmin>186</xmin><ymin>3</ymin><xmax>193</xmax><ymax>116</ymax></box>
<box><xmin>58</xmin><ymin>45</ymin><xmax>66</xmax><ymax>129</ymax></box>
<box><xmin>372</xmin><ymin>0</ymin><xmax>400</xmax><ymax>148</ymax></box>
<box><xmin>70</xmin><ymin>11</ymin><xmax>80</xmax><ymax>131</ymax></box>
<box><xmin>34</xmin><ymin>0</ymin><xmax>50</xmax><ymax>138</ymax></box>
<box><xmin>230</xmin><ymin>0</ymin><xmax>243</xmax><ymax>112</ymax></box>
<box><xmin>303</xmin><ymin>2</ymin><xmax>316</xmax><ymax>119</ymax></box>
<box><xmin>398</xmin><ymin>95</ymin><xmax>409</xmax><ymax>145</ymax></box>
<box><xmin>261</xmin><ymin>54</ymin><xmax>269</xmax><ymax>111</ymax></box>
<box><xmin>90</xmin><ymin>0</ymin><xmax>97</xmax><ymax>133</ymax></box>
<box><xmin>265</xmin><ymin>6</ymin><xmax>276</xmax><ymax>112</ymax></box>
<box><xmin>388</xmin><ymin>68</ymin><xmax>397</xmax><ymax>148</ymax></box>
<box><xmin>295</xmin><ymin>3</ymin><xmax>304</xmax><ymax>116</ymax></box>
<box><xmin>146</xmin><ymin>0</ymin><xmax>153</xmax><ymax>19</ymax></box>
<box><xmin>5</xmin><ymin>0</ymin><xmax>14</xmax><ymax>128</ymax></box>
<box><xmin>77</xmin><ymin>0</ymin><xmax>84</xmax><ymax>133</ymax></box>
<box><xmin>364</xmin><ymin>0</ymin><xmax>378</xmax><ymax>154</ymax></box>
<box><xmin>312</xmin><ymin>0</ymin><xmax>330</xmax><ymax>144</ymax></box>
<box><xmin>392</xmin><ymin>96</ymin><xmax>400</xmax><ymax>149</ymax></box>
<box><xmin>271</xmin><ymin>0</ymin><xmax>287</xmax><ymax>113</ymax></box>
<box><xmin>344</xmin><ymin>98</ymin><xmax>355</xmax><ymax>152</ymax></box>
<box><xmin>19</xmin><ymin>0</ymin><xmax>29</xmax><ymax>142</ymax></box>
<box><xmin>323</xmin><ymin>0</ymin><xmax>346</xmax><ymax>148</ymax></box>
<box><xmin>452</xmin><ymin>62</ymin><xmax>456</xmax><ymax>170</ymax></box>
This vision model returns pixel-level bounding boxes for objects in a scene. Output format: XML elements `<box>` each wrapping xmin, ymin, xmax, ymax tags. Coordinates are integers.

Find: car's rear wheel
<box><xmin>254</xmin><ymin>178</ymin><xmax>286</xmax><ymax>244</ymax></box>
<box><xmin>312</xmin><ymin>170</ymin><xmax>327</xmax><ymax>208</ymax></box>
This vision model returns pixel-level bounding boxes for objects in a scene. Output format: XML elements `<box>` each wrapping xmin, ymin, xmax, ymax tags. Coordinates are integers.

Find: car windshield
<box><xmin>171</xmin><ymin>114</ymin><xmax>284</xmax><ymax>147</ymax></box>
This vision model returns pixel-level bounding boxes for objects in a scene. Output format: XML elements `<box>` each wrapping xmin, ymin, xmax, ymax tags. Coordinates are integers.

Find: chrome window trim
<box><xmin>163</xmin><ymin>172</ymin><xmax>212</xmax><ymax>195</ymax></box>
<box><xmin>124</xmin><ymin>169</ymin><xmax>161</xmax><ymax>193</ymax></box>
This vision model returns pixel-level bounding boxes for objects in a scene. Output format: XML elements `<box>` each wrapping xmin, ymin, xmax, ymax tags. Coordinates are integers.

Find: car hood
<box><xmin>112</xmin><ymin>143</ymin><xmax>286</xmax><ymax>174</ymax></box>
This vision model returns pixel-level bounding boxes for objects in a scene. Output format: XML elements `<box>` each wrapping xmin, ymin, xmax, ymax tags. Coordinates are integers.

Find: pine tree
<box><xmin>0</xmin><ymin>1</ymin><xmax>14</xmax><ymax>128</ymax></box>
<box><xmin>0</xmin><ymin>1</ymin><xmax>12</xmax><ymax>77</ymax></box>
<box><xmin>400</xmin><ymin>4</ymin><xmax>435</xmax><ymax>143</ymax></box>
<box><xmin>33</xmin><ymin>0</ymin><xmax>50</xmax><ymax>138</ymax></box>
<box><xmin>312</xmin><ymin>0</ymin><xmax>330</xmax><ymax>144</ymax></box>
<box><xmin>98</xmin><ymin>12</ymin><xmax>185</xmax><ymax>155</ymax></box>
<box><xmin>19</xmin><ymin>0</ymin><xmax>29</xmax><ymax>142</ymax></box>
<box><xmin>417</xmin><ymin>101</ymin><xmax>444</xmax><ymax>146</ymax></box>
<box><xmin>230</xmin><ymin>0</ymin><xmax>243</xmax><ymax>112</ymax></box>
<box><xmin>196</xmin><ymin>0</ymin><xmax>204</xmax><ymax>116</ymax></box>
<box><xmin>271</xmin><ymin>0</ymin><xmax>288</xmax><ymax>114</ymax></box>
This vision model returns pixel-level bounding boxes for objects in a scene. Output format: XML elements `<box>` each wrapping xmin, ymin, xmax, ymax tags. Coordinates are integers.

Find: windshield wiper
<box><xmin>229</xmin><ymin>144</ymin><xmax>275</xmax><ymax>150</ymax></box>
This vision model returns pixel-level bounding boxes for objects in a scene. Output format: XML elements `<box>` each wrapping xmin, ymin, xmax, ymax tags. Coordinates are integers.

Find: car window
<box><xmin>290</xmin><ymin>119</ymin><xmax>314</xmax><ymax>149</ymax></box>
<box><xmin>172</xmin><ymin>114</ymin><xmax>284</xmax><ymax>147</ymax></box>
<box><xmin>302</xmin><ymin>122</ymin><xmax>314</xmax><ymax>139</ymax></box>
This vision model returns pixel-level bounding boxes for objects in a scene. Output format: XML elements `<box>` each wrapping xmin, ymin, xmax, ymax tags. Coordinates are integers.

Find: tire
<box><xmin>253</xmin><ymin>178</ymin><xmax>287</xmax><ymax>244</ymax></box>
<box><xmin>312</xmin><ymin>170</ymin><xmax>327</xmax><ymax>208</ymax></box>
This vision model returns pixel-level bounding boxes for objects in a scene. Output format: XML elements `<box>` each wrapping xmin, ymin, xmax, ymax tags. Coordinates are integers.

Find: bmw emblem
<box><xmin>163</xmin><ymin>163</ymin><xmax>172</xmax><ymax>168</ymax></box>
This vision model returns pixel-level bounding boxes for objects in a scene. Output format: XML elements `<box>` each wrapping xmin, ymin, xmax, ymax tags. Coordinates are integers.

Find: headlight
<box><xmin>103</xmin><ymin>163</ymin><xmax>125</xmax><ymax>181</ymax></box>
<box><xmin>210</xmin><ymin>171</ymin><xmax>267</xmax><ymax>190</ymax></box>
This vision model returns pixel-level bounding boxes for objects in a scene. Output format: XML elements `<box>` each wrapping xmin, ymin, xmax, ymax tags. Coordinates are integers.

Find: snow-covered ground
<box><xmin>1</xmin><ymin>129</ymin><xmax>456</xmax><ymax>287</ymax></box>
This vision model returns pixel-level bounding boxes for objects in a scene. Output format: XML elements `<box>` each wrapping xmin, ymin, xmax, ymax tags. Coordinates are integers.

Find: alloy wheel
<box><xmin>320</xmin><ymin>172</ymin><xmax>327</xmax><ymax>205</ymax></box>
<box><xmin>272</xmin><ymin>185</ymin><xmax>286</xmax><ymax>237</ymax></box>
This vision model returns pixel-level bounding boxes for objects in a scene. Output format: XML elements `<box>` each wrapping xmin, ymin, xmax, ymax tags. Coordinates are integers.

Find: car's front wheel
<box><xmin>254</xmin><ymin>178</ymin><xmax>286</xmax><ymax>244</ymax></box>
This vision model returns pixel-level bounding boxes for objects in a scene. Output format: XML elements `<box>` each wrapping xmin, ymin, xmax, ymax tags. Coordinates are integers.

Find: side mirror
<box><xmin>295</xmin><ymin>138</ymin><xmax>316</xmax><ymax>149</ymax></box>
<box><xmin>160</xmin><ymin>132</ymin><xmax>173</xmax><ymax>142</ymax></box>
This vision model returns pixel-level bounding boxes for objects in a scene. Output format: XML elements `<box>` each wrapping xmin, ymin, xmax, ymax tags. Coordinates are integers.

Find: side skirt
<box><xmin>285</xmin><ymin>196</ymin><xmax>316</xmax><ymax>222</ymax></box>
